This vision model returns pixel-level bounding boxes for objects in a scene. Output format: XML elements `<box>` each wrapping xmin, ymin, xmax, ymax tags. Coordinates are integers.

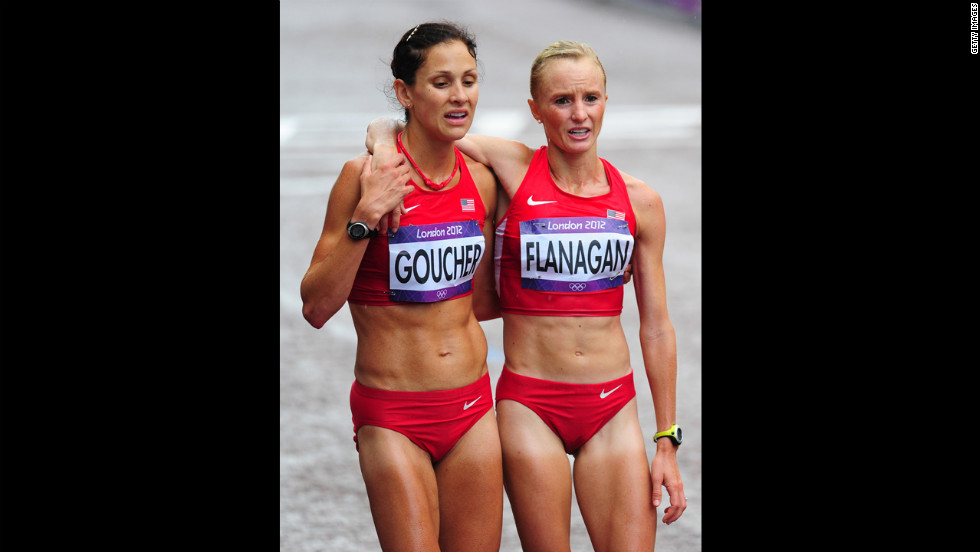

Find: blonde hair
<box><xmin>529</xmin><ymin>40</ymin><xmax>607</xmax><ymax>100</ymax></box>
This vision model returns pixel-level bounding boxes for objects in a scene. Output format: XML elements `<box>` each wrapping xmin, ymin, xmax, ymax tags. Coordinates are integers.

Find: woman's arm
<box><xmin>624</xmin><ymin>173</ymin><xmax>687</xmax><ymax>524</ymax></box>
<box><xmin>454</xmin><ymin>135</ymin><xmax>534</xmax><ymax>197</ymax></box>
<box><xmin>465</xmin><ymin>156</ymin><xmax>501</xmax><ymax>321</ymax></box>
<box><xmin>300</xmin><ymin>154</ymin><xmax>413</xmax><ymax>328</ymax></box>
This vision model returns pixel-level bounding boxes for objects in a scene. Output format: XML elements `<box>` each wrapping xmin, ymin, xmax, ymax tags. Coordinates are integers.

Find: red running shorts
<box><xmin>350</xmin><ymin>372</ymin><xmax>493</xmax><ymax>462</ymax></box>
<box><xmin>495</xmin><ymin>367</ymin><xmax>635</xmax><ymax>454</ymax></box>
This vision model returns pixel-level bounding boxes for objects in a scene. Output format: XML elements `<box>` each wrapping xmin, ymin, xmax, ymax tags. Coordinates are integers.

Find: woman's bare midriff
<box><xmin>501</xmin><ymin>312</ymin><xmax>632</xmax><ymax>383</ymax></box>
<box><xmin>349</xmin><ymin>297</ymin><xmax>489</xmax><ymax>391</ymax></box>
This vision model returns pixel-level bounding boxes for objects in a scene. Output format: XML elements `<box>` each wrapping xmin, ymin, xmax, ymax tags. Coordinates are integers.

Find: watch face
<box><xmin>348</xmin><ymin>223</ymin><xmax>366</xmax><ymax>239</ymax></box>
<box><xmin>675</xmin><ymin>427</ymin><xmax>683</xmax><ymax>443</ymax></box>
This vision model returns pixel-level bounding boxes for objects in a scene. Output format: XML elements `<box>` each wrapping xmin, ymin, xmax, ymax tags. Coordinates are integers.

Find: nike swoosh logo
<box><xmin>404</xmin><ymin>205</ymin><xmax>420</xmax><ymax>212</ymax></box>
<box><xmin>463</xmin><ymin>396</ymin><xmax>482</xmax><ymax>410</ymax></box>
<box><xmin>599</xmin><ymin>385</ymin><xmax>623</xmax><ymax>399</ymax></box>
<box><xmin>527</xmin><ymin>196</ymin><xmax>557</xmax><ymax>206</ymax></box>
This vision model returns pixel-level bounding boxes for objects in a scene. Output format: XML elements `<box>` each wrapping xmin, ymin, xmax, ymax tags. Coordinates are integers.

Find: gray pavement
<box><xmin>280</xmin><ymin>1</ymin><xmax>701</xmax><ymax>549</ymax></box>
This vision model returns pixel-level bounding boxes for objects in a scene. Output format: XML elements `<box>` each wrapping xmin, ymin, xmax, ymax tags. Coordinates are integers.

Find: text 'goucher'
<box><xmin>393</xmin><ymin>243</ymin><xmax>483</xmax><ymax>285</ymax></box>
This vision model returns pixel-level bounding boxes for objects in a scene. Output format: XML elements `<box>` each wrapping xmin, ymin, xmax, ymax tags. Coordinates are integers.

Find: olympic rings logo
<box><xmin>568</xmin><ymin>283</ymin><xmax>587</xmax><ymax>292</ymax></box>
<box><xmin>437</xmin><ymin>290</ymin><xmax>448</xmax><ymax>299</ymax></box>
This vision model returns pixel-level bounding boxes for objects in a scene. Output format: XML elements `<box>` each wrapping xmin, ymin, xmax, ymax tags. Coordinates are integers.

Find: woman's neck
<box><xmin>545</xmin><ymin>144</ymin><xmax>606</xmax><ymax>197</ymax></box>
<box><xmin>399</xmin><ymin>126</ymin><xmax>458</xmax><ymax>185</ymax></box>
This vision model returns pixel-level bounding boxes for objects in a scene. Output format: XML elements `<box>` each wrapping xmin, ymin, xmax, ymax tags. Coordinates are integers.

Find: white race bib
<box><xmin>519</xmin><ymin>216</ymin><xmax>633</xmax><ymax>292</ymax></box>
<box><xmin>388</xmin><ymin>220</ymin><xmax>485</xmax><ymax>302</ymax></box>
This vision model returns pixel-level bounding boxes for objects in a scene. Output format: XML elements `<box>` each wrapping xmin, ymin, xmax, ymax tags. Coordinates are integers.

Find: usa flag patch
<box><xmin>461</xmin><ymin>198</ymin><xmax>475</xmax><ymax>212</ymax></box>
<box><xmin>606</xmin><ymin>209</ymin><xmax>625</xmax><ymax>220</ymax></box>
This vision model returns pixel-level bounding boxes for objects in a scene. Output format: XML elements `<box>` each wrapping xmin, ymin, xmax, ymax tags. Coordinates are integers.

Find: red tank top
<box><xmin>495</xmin><ymin>146</ymin><xmax>636</xmax><ymax>317</ymax></box>
<box><xmin>348</xmin><ymin>149</ymin><xmax>487</xmax><ymax>306</ymax></box>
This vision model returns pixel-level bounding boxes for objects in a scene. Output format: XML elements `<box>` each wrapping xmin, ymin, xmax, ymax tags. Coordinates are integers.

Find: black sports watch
<box><xmin>346</xmin><ymin>220</ymin><xmax>379</xmax><ymax>241</ymax></box>
<box><xmin>653</xmin><ymin>424</ymin><xmax>682</xmax><ymax>446</ymax></box>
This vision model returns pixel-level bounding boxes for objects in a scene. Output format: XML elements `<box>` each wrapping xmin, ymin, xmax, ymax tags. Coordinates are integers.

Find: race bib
<box><xmin>519</xmin><ymin>216</ymin><xmax>633</xmax><ymax>292</ymax></box>
<box><xmin>388</xmin><ymin>220</ymin><xmax>485</xmax><ymax>302</ymax></box>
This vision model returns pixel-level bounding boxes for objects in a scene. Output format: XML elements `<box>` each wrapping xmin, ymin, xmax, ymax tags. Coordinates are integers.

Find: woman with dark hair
<box><xmin>300</xmin><ymin>22</ymin><xmax>502</xmax><ymax>551</ymax></box>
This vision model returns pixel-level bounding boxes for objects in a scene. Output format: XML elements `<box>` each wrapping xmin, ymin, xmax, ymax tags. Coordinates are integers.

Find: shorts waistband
<box><xmin>351</xmin><ymin>371</ymin><xmax>490</xmax><ymax>401</ymax></box>
<box><xmin>499</xmin><ymin>366</ymin><xmax>633</xmax><ymax>395</ymax></box>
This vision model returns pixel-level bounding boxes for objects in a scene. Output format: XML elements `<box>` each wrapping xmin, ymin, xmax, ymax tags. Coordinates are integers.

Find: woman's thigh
<box><xmin>434</xmin><ymin>409</ymin><xmax>504</xmax><ymax>552</ymax></box>
<box><xmin>496</xmin><ymin>399</ymin><xmax>575</xmax><ymax>552</ymax></box>
<box><xmin>356</xmin><ymin>426</ymin><xmax>441</xmax><ymax>552</ymax></box>
<box><xmin>573</xmin><ymin>399</ymin><xmax>657</xmax><ymax>552</ymax></box>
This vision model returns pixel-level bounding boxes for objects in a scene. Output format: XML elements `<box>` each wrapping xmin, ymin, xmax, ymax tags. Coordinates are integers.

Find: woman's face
<box><xmin>398</xmin><ymin>40</ymin><xmax>479</xmax><ymax>141</ymax></box>
<box><xmin>529</xmin><ymin>57</ymin><xmax>607</xmax><ymax>154</ymax></box>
